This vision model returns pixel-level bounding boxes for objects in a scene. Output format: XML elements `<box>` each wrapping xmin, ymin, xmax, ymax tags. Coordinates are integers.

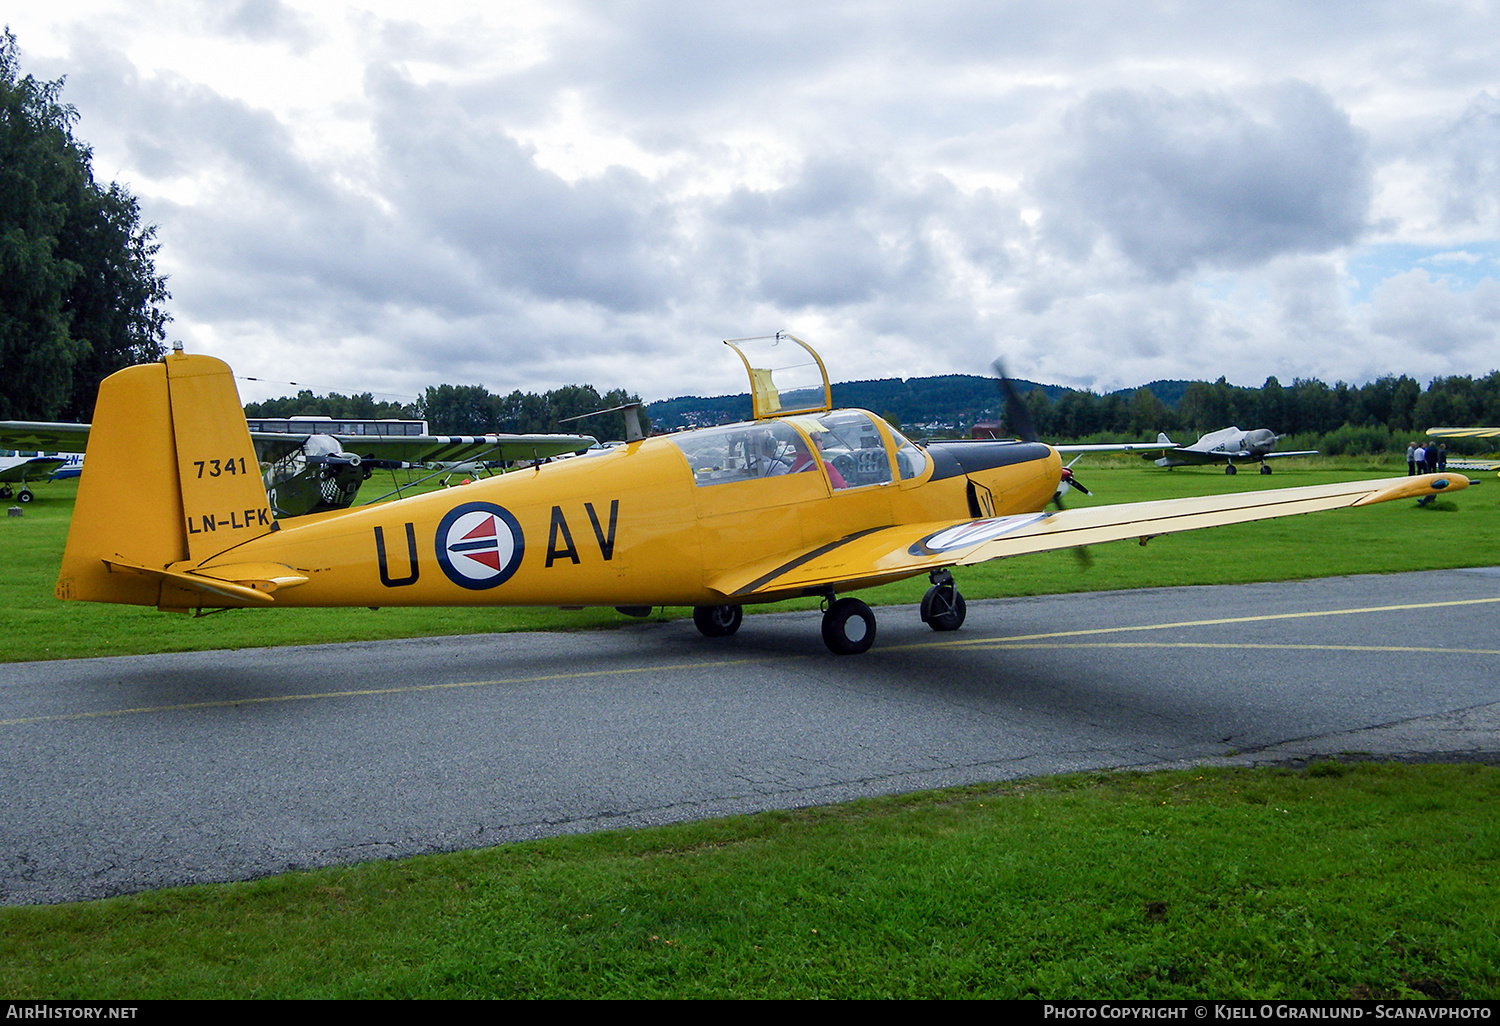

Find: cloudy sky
<box><xmin>9</xmin><ymin>1</ymin><xmax>1500</xmax><ymax>405</ymax></box>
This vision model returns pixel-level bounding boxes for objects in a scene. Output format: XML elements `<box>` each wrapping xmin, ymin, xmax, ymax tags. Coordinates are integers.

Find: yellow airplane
<box><xmin>1425</xmin><ymin>427</ymin><xmax>1500</xmax><ymax>475</ymax></box>
<box><xmin>56</xmin><ymin>336</ymin><xmax>1468</xmax><ymax>654</ymax></box>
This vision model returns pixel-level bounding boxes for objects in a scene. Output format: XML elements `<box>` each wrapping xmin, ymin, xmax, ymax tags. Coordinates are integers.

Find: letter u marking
<box><xmin>375</xmin><ymin>523</ymin><xmax>420</xmax><ymax>587</ymax></box>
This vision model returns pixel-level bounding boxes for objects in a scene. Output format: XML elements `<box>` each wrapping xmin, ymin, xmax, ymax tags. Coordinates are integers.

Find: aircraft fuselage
<box><xmin>207</xmin><ymin>420</ymin><xmax>1061</xmax><ymax>610</ymax></box>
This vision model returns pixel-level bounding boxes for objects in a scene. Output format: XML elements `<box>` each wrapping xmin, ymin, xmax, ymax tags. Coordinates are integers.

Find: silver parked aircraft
<box><xmin>1055</xmin><ymin>427</ymin><xmax>1317</xmax><ymax>475</ymax></box>
<box><xmin>1139</xmin><ymin>427</ymin><xmax>1317</xmax><ymax>475</ymax></box>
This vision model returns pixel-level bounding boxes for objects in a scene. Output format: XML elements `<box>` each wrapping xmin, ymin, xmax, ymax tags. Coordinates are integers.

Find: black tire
<box><xmin>0</xmin><ymin>486</ymin><xmax>11</xmax><ymax>499</ymax></box>
<box><xmin>16</xmin><ymin>489</ymin><xmax>33</xmax><ymax>503</ymax></box>
<box><xmin>1259</xmin><ymin>464</ymin><xmax>1272</xmax><ymax>475</ymax></box>
<box><xmin>920</xmin><ymin>584</ymin><xmax>967</xmax><ymax>631</ymax></box>
<box><xmin>821</xmin><ymin>597</ymin><xmax>876</xmax><ymax>655</ymax></box>
<box><xmin>693</xmin><ymin>604</ymin><xmax>743</xmax><ymax>637</ymax></box>
<box><xmin>1225</xmin><ymin>464</ymin><xmax>1237</xmax><ymax>475</ymax></box>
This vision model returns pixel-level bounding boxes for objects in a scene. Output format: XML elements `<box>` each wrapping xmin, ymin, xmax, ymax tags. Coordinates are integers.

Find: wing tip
<box><xmin>1351</xmin><ymin>473</ymin><xmax>1470</xmax><ymax>506</ymax></box>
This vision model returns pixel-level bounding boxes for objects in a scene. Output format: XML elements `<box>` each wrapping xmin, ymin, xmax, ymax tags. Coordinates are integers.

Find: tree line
<box><xmin>244</xmin><ymin>382</ymin><xmax>646</xmax><ymax>442</ymax></box>
<box><xmin>1017</xmin><ymin>373</ymin><xmax>1500</xmax><ymax>455</ymax></box>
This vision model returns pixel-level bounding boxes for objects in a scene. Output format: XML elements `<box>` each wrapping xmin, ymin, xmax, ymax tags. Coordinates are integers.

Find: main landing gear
<box><xmin>692</xmin><ymin>604</ymin><xmax>743</xmax><ymax>637</ymax></box>
<box><xmin>0</xmin><ymin>485</ymin><xmax>33</xmax><ymax>502</ymax></box>
<box><xmin>821</xmin><ymin>569</ymin><xmax>969</xmax><ymax>655</ymax></box>
<box><xmin>1224</xmin><ymin>464</ymin><xmax>1237</xmax><ymax>475</ymax></box>
<box><xmin>821</xmin><ymin>597</ymin><xmax>877</xmax><ymax>655</ymax></box>
<box><xmin>1259</xmin><ymin>463</ymin><xmax>1272</xmax><ymax>475</ymax></box>
<box><xmin>694</xmin><ymin>570</ymin><xmax>970</xmax><ymax>656</ymax></box>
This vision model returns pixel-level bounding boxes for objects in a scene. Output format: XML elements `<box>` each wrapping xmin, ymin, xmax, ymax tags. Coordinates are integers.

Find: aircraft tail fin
<box><xmin>57</xmin><ymin>350</ymin><xmax>274</xmax><ymax>608</ymax></box>
<box><xmin>1157</xmin><ymin>432</ymin><xmax>1173</xmax><ymax>445</ymax></box>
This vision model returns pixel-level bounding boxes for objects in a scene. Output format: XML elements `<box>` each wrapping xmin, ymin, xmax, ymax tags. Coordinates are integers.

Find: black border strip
<box><xmin>731</xmin><ymin>527</ymin><xmax>889</xmax><ymax>596</ymax></box>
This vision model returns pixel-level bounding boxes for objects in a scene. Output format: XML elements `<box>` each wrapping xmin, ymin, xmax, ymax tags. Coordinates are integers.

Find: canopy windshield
<box><xmin>723</xmin><ymin>333</ymin><xmax>832</xmax><ymax>419</ymax></box>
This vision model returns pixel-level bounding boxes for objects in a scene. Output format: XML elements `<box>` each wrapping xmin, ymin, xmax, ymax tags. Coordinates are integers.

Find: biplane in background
<box><xmin>55</xmin><ymin>336</ymin><xmax>1467</xmax><ymax>655</ymax></box>
<box><xmin>0</xmin><ymin>416</ymin><xmax>594</xmax><ymax>517</ymax></box>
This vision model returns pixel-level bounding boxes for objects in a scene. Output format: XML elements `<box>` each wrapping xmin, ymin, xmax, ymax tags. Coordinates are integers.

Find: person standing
<box><xmin>1407</xmin><ymin>441</ymin><xmax>1418</xmax><ymax>475</ymax></box>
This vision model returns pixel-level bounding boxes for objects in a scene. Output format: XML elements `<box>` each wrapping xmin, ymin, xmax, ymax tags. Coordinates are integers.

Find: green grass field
<box><xmin>2</xmin><ymin>763</ymin><xmax>1495</xmax><ymax>998</ymax></box>
<box><xmin>3</xmin><ymin>458</ymin><xmax>1496</xmax><ymax>662</ymax></box>
<box><xmin>2</xmin><ymin>459</ymin><xmax>1497</xmax><ymax>999</ymax></box>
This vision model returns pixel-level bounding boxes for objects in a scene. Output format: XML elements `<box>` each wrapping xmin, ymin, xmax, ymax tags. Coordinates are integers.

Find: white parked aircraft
<box><xmin>1056</xmin><ymin>427</ymin><xmax>1316</xmax><ymax>475</ymax></box>
<box><xmin>0</xmin><ymin>450</ymin><xmax>70</xmax><ymax>502</ymax></box>
<box><xmin>1139</xmin><ymin>427</ymin><xmax>1317</xmax><ymax>475</ymax></box>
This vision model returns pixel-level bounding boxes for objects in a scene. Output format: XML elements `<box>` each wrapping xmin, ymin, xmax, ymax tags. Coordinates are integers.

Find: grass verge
<box><xmin>1</xmin><ymin>762</ymin><xmax>1495</xmax><ymax>999</ymax></box>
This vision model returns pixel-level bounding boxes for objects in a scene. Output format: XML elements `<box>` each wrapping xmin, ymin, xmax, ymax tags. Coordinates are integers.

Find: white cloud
<box><xmin>1367</xmin><ymin>270</ymin><xmax>1500</xmax><ymax>360</ymax></box>
<box><xmin>1038</xmin><ymin>82</ymin><xmax>1371</xmax><ymax>280</ymax></box>
<box><xmin>4</xmin><ymin>1</ymin><xmax>1500</xmax><ymax>404</ymax></box>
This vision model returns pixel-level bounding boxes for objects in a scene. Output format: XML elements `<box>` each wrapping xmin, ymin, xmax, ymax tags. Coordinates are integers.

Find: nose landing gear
<box><xmin>920</xmin><ymin>569</ymin><xmax>967</xmax><ymax>632</ymax></box>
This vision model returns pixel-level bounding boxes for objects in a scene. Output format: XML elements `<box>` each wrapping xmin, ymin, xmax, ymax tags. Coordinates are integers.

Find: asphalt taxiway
<box><xmin>2</xmin><ymin>566</ymin><xmax>1497</xmax><ymax>905</ymax></box>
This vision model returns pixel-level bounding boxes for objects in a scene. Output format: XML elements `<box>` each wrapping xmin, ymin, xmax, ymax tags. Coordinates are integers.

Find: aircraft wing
<box><xmin>1054</xmin><ymin>442</ymin><xmax>1172</xmax><ymax>454</ymax></box>
<box><xmin>0</xmin><ymin>421</ymin><xmax>92</xmax><ymax>452</ymax></box>
<box><xmin>1148</xmin><ymin>446</ymin><xmax>1248</xmax><ymax>464</ymax></box>
<box><xmin>249</xmin><ymin>431</ymin><xmax>597</xmax><ymax>465</ymax></box>
<box><xmin>376</xmin><ymin>433</ymin><xmax>597</xmax><ymax>463</ymax></box>
<box><xmin>1145</xmin><ymin>446</ymin><xmax>1319</xmax><ymax>464</ymax></box>
<box><xmin>2</xmin><ymin>421</ymin><xmax>595</xmax><ymax>466</ymax></box>
<box><xmin>0</xmin><ymin>456</ymin><xmax>67</xmax><ymax>483</ymax></box>
<box><xmin>711</xmin><ymin>473</ymin><xmax>1467</xmax><ymax>598</ymax></box>
<box><xmin>1426</xmin><ymin>427</ymin><xmax>1500</xmax><ymax>439</ymax></box>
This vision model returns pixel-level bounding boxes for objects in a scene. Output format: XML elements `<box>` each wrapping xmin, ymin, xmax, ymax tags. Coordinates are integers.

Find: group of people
<box><xmin>1407</xmin><ymin>441</ymin><xmax>1448</xmax><ymax>475</ymax></box>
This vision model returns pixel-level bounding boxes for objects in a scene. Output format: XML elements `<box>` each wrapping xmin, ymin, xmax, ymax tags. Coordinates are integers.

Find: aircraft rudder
<box><xmin>164</xmin><ymin>351</ymin><xmax>276</xmax><ymax>561</ymax></box>
<box><xmin>57</xmin><ymin>361</ymin><xmax>187</xmax><ymax>605</ymax></box>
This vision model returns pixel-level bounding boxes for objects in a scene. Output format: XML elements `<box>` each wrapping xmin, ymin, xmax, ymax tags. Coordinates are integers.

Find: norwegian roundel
<box><xmin>435</xmin><ymin>502</ymin><xmax>525</xmax><ymax>590</ymax></box>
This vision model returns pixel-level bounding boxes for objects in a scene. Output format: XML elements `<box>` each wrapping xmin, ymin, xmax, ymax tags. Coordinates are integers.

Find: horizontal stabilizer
<box><xmin>192</xmin><ymin>562</ymin><xmax>311</xmax><ymax>592</ymax></box>
<box><xmin>101</xmin><ymin>558</ymin><xmax>308</xmax><ymax>605</ymax></box>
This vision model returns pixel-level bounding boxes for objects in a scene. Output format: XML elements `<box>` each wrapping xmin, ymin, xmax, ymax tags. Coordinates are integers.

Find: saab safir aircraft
<box><xmin>56</xmin><ymin>336</ymin><xmax>1467</xmax><ymax>655</ymax></box>
<box><xmin>1</xmin><ymin>413</ymin><xmax>595</xmax><ymax>518</ymax></box>
<box><xmin>1136</xmin><ymin>427</ymin><xmax>1317</xmax><ymax>474</ymax></box>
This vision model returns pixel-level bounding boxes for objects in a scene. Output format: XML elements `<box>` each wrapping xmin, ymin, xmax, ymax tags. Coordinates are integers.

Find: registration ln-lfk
<box><xmin>56</xmin><ymin>336</ymin><xmax>1467</xmax><ymax>654</ymax></box>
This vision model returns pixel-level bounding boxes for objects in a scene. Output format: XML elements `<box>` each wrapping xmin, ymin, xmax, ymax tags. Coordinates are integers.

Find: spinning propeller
<box><xmin>990</xmin><ymin>360</ymin><xmax>1094</xmax><ymax>508</ymax></box>
<box><xmin>992</xmin><ymin>359</ymin><xmax>1093</xmax><ymax>566</ymax></box>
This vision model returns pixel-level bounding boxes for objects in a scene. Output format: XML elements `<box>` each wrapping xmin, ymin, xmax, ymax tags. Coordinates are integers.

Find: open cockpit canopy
<box><xmin>724</xmin><ymin>333</ymin><xmax>832</xmax><ymax>420</ymax></box>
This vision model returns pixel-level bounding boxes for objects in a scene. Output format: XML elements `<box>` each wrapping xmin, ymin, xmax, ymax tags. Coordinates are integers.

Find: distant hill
<box><xmin>1108</xmin><ymin>379</ymin><xmax>1196</xmax><ymax>408</ymax></box>
<box><xmin>647</xmin><ymin>374</ymin><xmax>1180</xmax><ymax>433</ymax></box>
<box><xmin>645</xmin><ymin>370</ymin><xmax>1500</xmax><ymax>452</ymax></box>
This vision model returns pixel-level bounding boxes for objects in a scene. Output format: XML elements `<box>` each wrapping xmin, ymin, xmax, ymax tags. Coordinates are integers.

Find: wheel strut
<box><xmin>921</xmin><ymin>570</ymin><xmax>967</xmax><ymax>632</ymax></box>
